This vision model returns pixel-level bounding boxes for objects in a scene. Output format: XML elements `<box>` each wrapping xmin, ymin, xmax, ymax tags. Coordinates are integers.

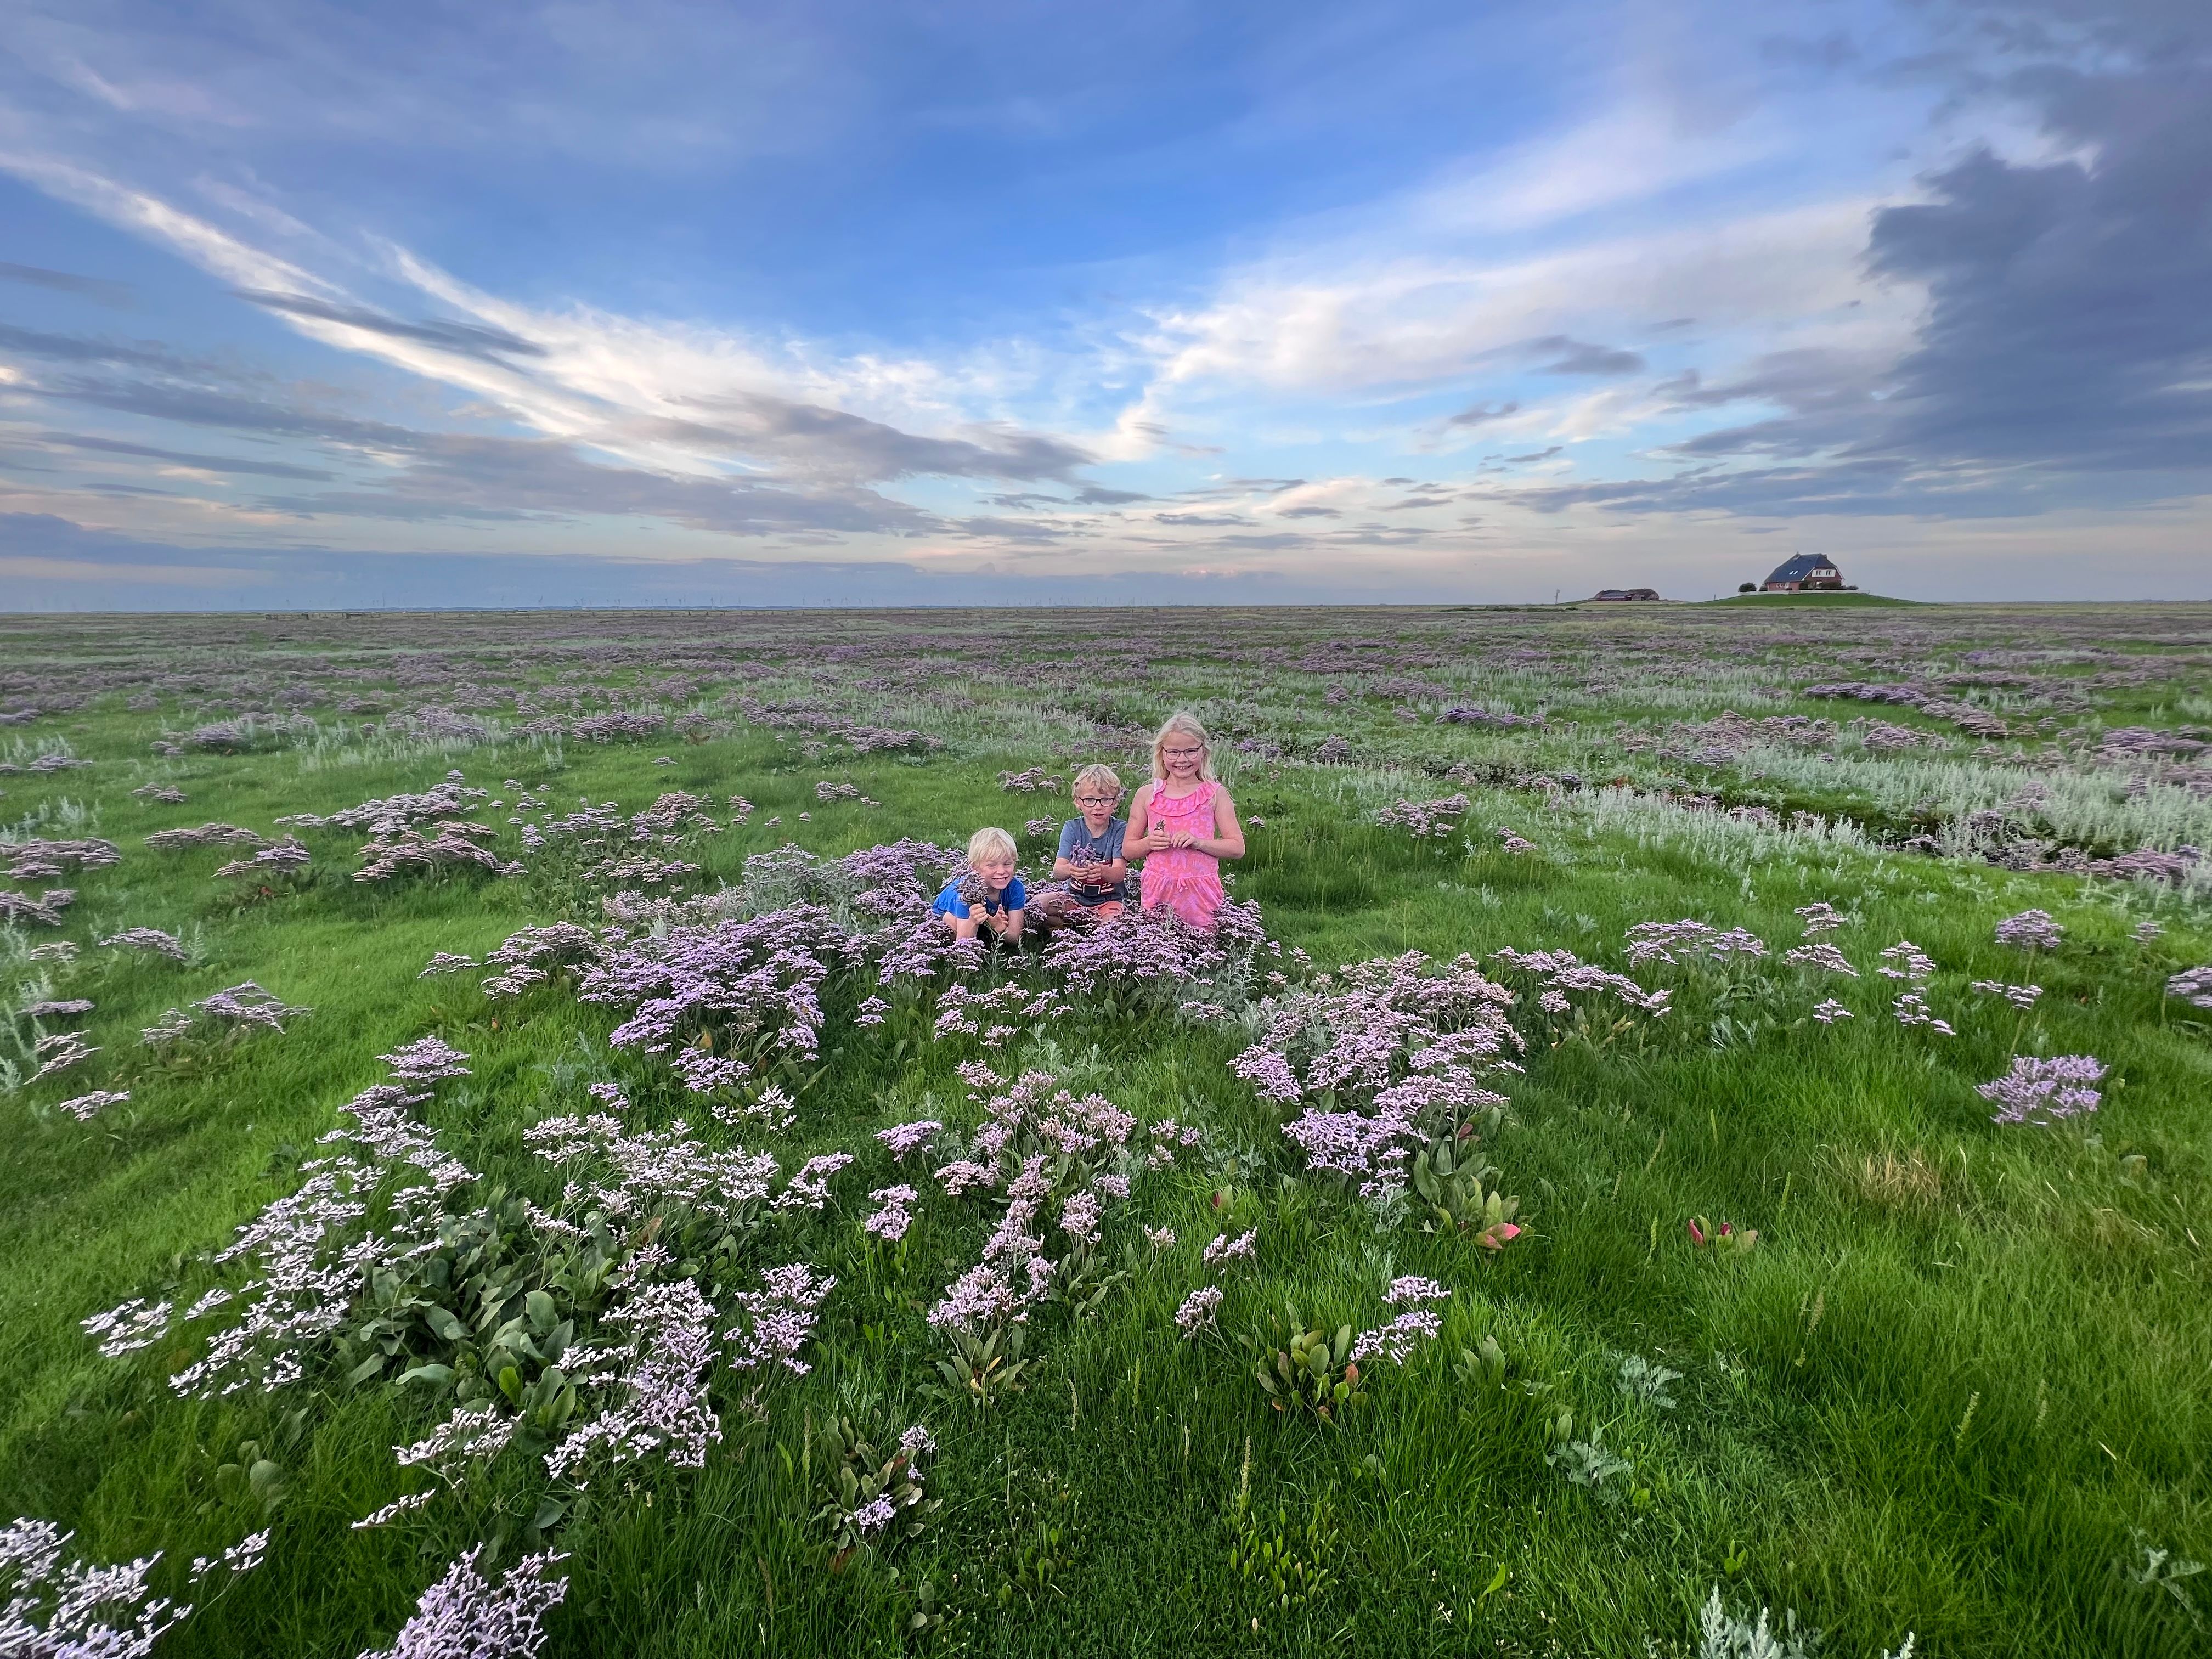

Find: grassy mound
<box><xmin>1705</xmin><ymin>590</ymin><xmax>1923</xmax><ymax>607</ymax></box>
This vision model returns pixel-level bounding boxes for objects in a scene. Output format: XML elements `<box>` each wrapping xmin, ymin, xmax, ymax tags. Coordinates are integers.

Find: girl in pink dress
<box><xmin>1125</xmin><ymin>711</ymin><xmax>1246</xmax><ymax>930</ymax></box>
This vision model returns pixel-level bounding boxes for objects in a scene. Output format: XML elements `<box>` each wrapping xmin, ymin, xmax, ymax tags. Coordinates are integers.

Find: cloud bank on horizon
<box><xmin>1</xmin><ymin>0</ymin><xmax>2207</xmax><ymax>608</ymax></box>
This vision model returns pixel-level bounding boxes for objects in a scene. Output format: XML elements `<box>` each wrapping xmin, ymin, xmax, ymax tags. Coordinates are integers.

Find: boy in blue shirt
<box><xmin>1039</xmin><ymin>764</ymin><xmax>1128</xmax><ymax>924</ymax></box>
<box><xmin>932</xmin><ymin>826</ymin><xmax>1027</xmax><ymax>942</ymax></box>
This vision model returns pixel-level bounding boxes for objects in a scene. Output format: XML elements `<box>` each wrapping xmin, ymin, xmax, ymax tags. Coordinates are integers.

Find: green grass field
<box><xmin>3</xmin><ymin>605</ymin><xmax>2208</xmax><ymax>1657</ymax></box>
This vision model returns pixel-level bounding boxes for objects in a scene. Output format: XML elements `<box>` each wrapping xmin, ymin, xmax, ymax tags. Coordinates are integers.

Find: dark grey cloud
<box><xmin>1497</xmin><ymin>446</ymin><xmax>1564</xmax><ymax>464</ymax></box>
<box><xmin>659</xmin><ymin>394</ymin><xmax>1092</xmax><ymax>485</ymax></box>
<box><xmin>256</xmin><ymin>432</ymin><xmax>939</xmax><ymax>538</ymax></box>
<box><xmin>1527</xmin><ymin>335</ymin><xmax>1645</xmax><ymax>376</ymax></box>
<box><xmin>234</xmin><ymin>290</ymin><xmax>549</xmax><ymax>362</ymax></box>
<box><xmin>1564</xmin><ymin>14</ymin><xmax>2212</xmax><ymax>519</ymax></box>
<box><xmin>7</xmin><ymin>430</ymin><xmax>334</xmax><ymax>481</ymax></box>
<box><xmin>1277</xmin><ymin>505</ymin><xmax>1340</xmax><ymax>518</ymax></box>
<box><xmin>1448</xmin><ymin>401</ymin><xmax>1521</xmax><ymax>428</ymax></box>
<box><xmin>0</xmin><ymin>262</ymin><xmax>134</xmax><ymax>306</ymax></box>
<box><xmin>1154</xmin><ymin>510</ymin><xmax>1250</xmax><ymax>526</ymax></box>
<box><xmin>41</xmin><ymin>374</ymin><xmax>430</xmax><ymax>449</ymax></box>
<box><xmin>0</xmin><ymin>323</ymin><xmax>201</xmax><ymax>372</ymax></box>
<box><xmin>1071</xmin><ymin>484</ymin><xmax>1150</xmax><ymax>504</ymax></box>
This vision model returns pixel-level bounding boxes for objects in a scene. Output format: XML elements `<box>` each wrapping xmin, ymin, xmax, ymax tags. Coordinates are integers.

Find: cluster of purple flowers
<box><xmin>1978</xmin><ymin>1054</ymin><xmax>2106</xmax><ymax>1124</ymax></box>
<box><xmin>1877</xmin><ymin>941</ymin><xmax>1937</xmax><ymax>983</ymax></box>
<box><xmin>212</xmin><ymin>837</ymin><xmax>312</xmax><ymax>880</ymax></box>
<box><xmin>546</xmin><ymin>1272</ymin><xmax>724</xmax><ymax>1486</ymax></box>
<box><xmin>1891</xmin><ymin>992</ymin><xmax>1955</xmax><ymax>1036</ymax></box>
<box><xmin>98</xmin><ymin>926</ymin><xmax>187</xmax><ymax>961</ymax></box>
<box><xmin>1349</xmin><ymin>1310</ymin><xmax>1442</xmax><ymax>1365</ymax></box>
<box><xmin>1041</xmin><ymin>901</ymin><xmax>1276</xmax><ymax>1009</ymax></box>
<box><xmin>1994</xmin><ymin>909</ymin><xmax>2065</xmax><ymax>952</ymax></box>
<box><xmin>2167</xmin><ymin>966</ymin><xmax>2212</xmax><ymax>1009</ymax></box>
<box><xmin>356</xmin><ymin>820</ymin><xmax>523</xmax><ymax>884</ymax></box>
<box><xmin>4</xmin><ymin>837</ymin><xmax>120</xmax><ymax>879</ymax></box>
<box><xmin>1237</xmin><ymin>951</ymin><xmax>1523</xmax><ymax>1197</ymax></box>
<box><xmin>864</xmin><ymin>1185</ymin><xmax>919</xmax><ymax>1240</ymax></box>
<box><xmin>1489</xmin><ymin>947</ymin><xmax>1671</xmax><ymax>1015</ymax></box>
<box><xmin>144</xmin><ymin>822</ymin><xmax>265</xmax><ymax>852</ymax></box>
<box><xmin>1</xmin><ymin>887</ymin><xmax>75</xmax><ymax>926</ymax></box>
<box><xmin>1969</xmin><ymin>980</ymin><xmax>2044</xmax><ymax>1009</ymax></box>
<box><xmin>1782</xmin><ymin>942</ymin><xmax>1858</xmax><ymax>976</ymax></box>
<box><xmin>725</xmin><ymin>1263</ymin><xmax>838</xmax><ymax>1378</ymax></box>
<box><xmin>0</xmin><ymin>1517</ymin><xmax>193</xmax><ymax>1658</ymax></box>
<box><xmin>1175</xmin><ymin>1285</ymin><xmax>1223</xmax><ymax>1336</ymax></box>
<box><xmin>1376</xmin><ymin>794</ymin><xmax>1470</xmax><ymax>838</ymax></box>
<box><xmin>356</xmin><ymin>1545</ymin><xmax>567</xmax><ymax>1659</ymax></box>
<box><xmin>1624</xmin><ymin>919</ymin><xmax>1769</xmax><ymax>968</ymax></box>
<box><xmin>924</xmin><ymin>1064</ymin><xmax>1144</xmax><ymax>1331</ymax></box>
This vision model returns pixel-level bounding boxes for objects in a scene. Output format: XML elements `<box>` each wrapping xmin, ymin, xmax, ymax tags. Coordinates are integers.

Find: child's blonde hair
<box><xmin>967</xmin><ymin>826</ymin><xmax>1018</xmax><ymax>865</ymax></box>
<box><xmin>1072</xmin><ymin>763</ymin><xmax>1122</xmax><ymax>798</ymax></box>
<box><xmin>1149</xmin><ymin>711</ymin><xmax>1215</xmax><ymax>782</ymax></box>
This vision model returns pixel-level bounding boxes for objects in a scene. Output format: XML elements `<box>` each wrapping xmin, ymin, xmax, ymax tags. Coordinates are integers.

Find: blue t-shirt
<box><xmin>932</xmin><ymin>874</ymin><xmax>1028</xmax><ymax>920</ymax></box>
<box><xmin>1057</xmin><ymin>817</ymin><xmax>1127</xmax><ymax>904</ymax></box>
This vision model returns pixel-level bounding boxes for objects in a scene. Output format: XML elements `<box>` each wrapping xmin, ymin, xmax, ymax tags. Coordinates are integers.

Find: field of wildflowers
<box><xmin>2</xmin><ymin>600</ymin><xmax>2209</xmax><ymax>1657</ymax></box>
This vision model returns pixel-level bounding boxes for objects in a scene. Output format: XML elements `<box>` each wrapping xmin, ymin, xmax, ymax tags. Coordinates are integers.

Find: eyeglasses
<box><xmin>1161</xmin><ymin>746</ymin><xmax>1204</xmax><ymax>758</ymax></box>
<box><xmin>1074</xmin><ymin>794</ymin><xmax>1119</xmax><ymax>805</ymax></box>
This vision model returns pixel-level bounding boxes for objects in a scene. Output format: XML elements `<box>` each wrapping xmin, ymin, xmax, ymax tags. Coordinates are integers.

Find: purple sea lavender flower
<box><xmin>1144</xmin><ymin>1226</ymin><xmax>1177</xmax><ymax>1250</ymax></box>
<box><xmin>1876</xmin><ymin>941</ymin><xmax>1936</xmax><ymax>983</ymax></box>
<box><xmin>546</xmin><ymin>1278</ymin><xmax>723</xmax><ymax>1484</ymax></box>
<box><xmin>98</xmin><ymin>926</ymin><xmax>188</xmax><ymax>961</ymax></box>
<box><xmin>1201</xmin><ymin>1228</ymin><xmax>1257</xmax><ymax>1272</ymax></box>
<box><xmin>1795</xmin><ymin>901</ymin><xmax>1848</xmax><ymax>935</ymax></box>
<box><xmin>1384</xmin><ymin>1275</ymin><xmax>1449</xmax><ymax>1306</ymax></box>
<box><xmin>29</xmin><ymin>1031</ymin><xmax>98</xmax><ymax>1080</ymax></box>
<box><xmin>1782</xmin><ymin>943</ymin><xmax>1858</xmax><ymax>976</ymax></box>
<box><xmin>417</xmin><ymin>952</ymin><xmax>477</xmax><ymax>977</ymax></box>
<box><xmin>898</xmin><ymin>1424</ymin><xmax>936</xmax><ymax>1458</ymax></box>
<box><xmin>776</xmin><ymin>1152</ymin><xmax>853</xmax><ymax>1211</ymax></box>
<box><xmin>394</xmin><ymin>1403</ymin><xmax>516</xmax><ymax>1476</ymax></box>
<box><xmin>1970</xmin><ymin>980</ymin><xmax>2044</xmax><ymax>1009</ymax></box>
<box><xmin>1891</xmin><ymin>992</ymin><xmax>1954</xmax><ymax>1035</ymax></box>
<box><xmin>1349</xmin><ymin>1308</ymin><xmax>1441</xmax><ymax>1365</ymax></box>
<box><xmin>876</xmin><ymin>1119</ymin><xmax>943</xmax><ymax>1160</ymax></box>
<box><xmin>928</xmin><ymin>1261</ymin><xmax>1022</xmax><ymax>1330</ymax></box>
<box><xmin>864</xmin><ymin>1185</ymin><xmax>919</xmax><ymax>1240</ymax></box>
<box><xmin>1811</xmin><ymin>1000</ymin><xmax>1853</xmax><ymax>1024</ymax></box>
<box><xmin>852</xmin><ymin>1495</ymin><xmax>900</xmax><ymax>1536</ymax></box>
<box><xmin>2132</xmin><ymin>919</ymin><xmax>2164</xmax><ymax>943</ymax></box>
<box><xmin>2164</xmin><ymin>966</ymin><xmax>2212</xmax><ymax>1009</ymax></box>
<box><xmin>352</xmin><ymin>1491</ymin><xmax>439</xmax><ymax>1530</ymax></box>
<box><xmin>0</xmin><ymin>1517</ymin><xmax>189</xmax><ymax>1658</ymax></box>
<box><xmin>1174</xmin><ymin>1285</ymin><xmax>1223</xmax><ymax>1336</ymax></box>
<box><xmin>1978</xmin><ymin>1054</ymin><xmax>2106</xmax><ymax>1125</ymax></box>
<box><xmin>378</xmin><ymin>1036</ymin><xmax>472</xmax><ymax>1083</ymax></box>
<box><xmin>54</xmin><ymin>1088</ymin><xmax>129</xmax><ymax>1120</ymax></box>
<box><xmin>356</xmin><ymin>1545</ymin><xmax>567</xmax><ymax>1659</ymax></box>
<box><xmin>726</xmin><ymin>1263</ymin><xmax>836</xmax><ymax>1375</ymax></box>
<box><xmin>186</xmin><ymin>1527</ymin><xmax>270</xmax><ymax>1585</ymax></box>
<box><xmin>1994</xmin><ymin>909</ymin><xmax>2064</xmax><ymax>952</ymax></box>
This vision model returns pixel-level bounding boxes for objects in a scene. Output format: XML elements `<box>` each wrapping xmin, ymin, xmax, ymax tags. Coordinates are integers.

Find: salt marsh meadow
<box><xmin>3</xmin><ymin>601</ymin><xmax>2209</xmax><ymax>1657</ymax></box>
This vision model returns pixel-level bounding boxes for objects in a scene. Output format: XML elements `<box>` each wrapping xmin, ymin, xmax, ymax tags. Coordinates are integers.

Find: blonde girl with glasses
<box><xmin>1124</xmin><ymin>711</ymin><xmax>1246</xmax><ymax>930</ymax></box>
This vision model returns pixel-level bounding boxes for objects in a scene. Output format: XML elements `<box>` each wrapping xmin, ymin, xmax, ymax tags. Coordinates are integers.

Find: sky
<box><xmin>1</xmin><ymin>0</ymin><xmax>2207</xmax><ymax>610</ymax></box>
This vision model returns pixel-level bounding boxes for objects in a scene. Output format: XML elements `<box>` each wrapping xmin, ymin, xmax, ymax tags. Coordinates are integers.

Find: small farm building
<box><xmin>1760</xmin><ymin>554</ymin><xmax>1846</xmax><ymax>592</ymax></box>
<box><xmin>1591</xmin><ymin>587</ymin><xmax>1661</xmax><ymax>602</ymax></box>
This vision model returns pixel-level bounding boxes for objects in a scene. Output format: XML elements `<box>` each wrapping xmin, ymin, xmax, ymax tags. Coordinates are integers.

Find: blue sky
<box><xmin>2</xmin><ymin>0</ymin><xmax>2207</xmax><ymax>608</ymax></box>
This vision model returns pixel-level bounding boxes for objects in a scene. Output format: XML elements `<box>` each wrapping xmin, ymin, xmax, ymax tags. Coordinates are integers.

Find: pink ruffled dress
<box><xmin>1137</xmin><ymin>780</ymin><xmax>1225</xmax><ymax>930</ymax></box>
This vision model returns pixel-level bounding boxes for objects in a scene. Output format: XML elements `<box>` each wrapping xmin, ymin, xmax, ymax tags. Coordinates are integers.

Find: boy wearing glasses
<box><xmin>1040</xmin><ymin>764</ymin><xmax>1130</xmax><ymax>923</ymax></box>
